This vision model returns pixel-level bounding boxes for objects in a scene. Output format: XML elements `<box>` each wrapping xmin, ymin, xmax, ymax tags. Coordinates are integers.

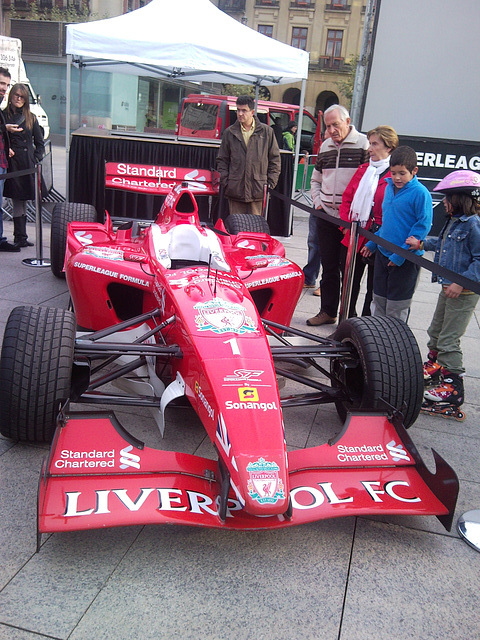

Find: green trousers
<box><xmin>427</xmin><ymin>287</ymin><xmax>479</xmax><ymax>374</ymax></box>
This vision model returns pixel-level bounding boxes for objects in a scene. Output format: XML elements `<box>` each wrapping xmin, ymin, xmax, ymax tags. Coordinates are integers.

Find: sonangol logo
<box><xmin>119</xmin><ymin>445</ymin><xmax>141</xmax><ymax>469</ymax></box>
<box><xmin>386</xmin><ymin>440</ymin><xmax>410</xmax><ymax>462</ymax></box>
<box><xmin>238</xmin><ymin>387</ymin><xmax>259</xmax><ymax>402</ymax></box>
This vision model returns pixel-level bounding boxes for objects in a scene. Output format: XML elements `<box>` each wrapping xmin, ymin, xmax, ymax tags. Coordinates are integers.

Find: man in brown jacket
<box><xmin>217</xmin><ymin>95</ymin><xmax>281</xmax><ymax>216</ymax></box>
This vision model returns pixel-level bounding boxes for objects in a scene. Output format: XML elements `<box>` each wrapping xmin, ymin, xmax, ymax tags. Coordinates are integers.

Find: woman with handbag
<box><xmin>3</xmin><ymin>83</ymin><xmax>45</xmax><ymax>248</ymax></box>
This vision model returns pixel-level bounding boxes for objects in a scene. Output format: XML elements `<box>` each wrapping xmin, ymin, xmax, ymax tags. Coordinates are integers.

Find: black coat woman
<box><xmin>3</xmin><ymin>83</ymin><xmax>45</xmax><ymax>247</ymax></box>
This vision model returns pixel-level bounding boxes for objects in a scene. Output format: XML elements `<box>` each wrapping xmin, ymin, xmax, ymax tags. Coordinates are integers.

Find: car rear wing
<box><xmin>105</xmin><ymin>162</ymin><xmax>220</xmax><ymax>197</ymax></box>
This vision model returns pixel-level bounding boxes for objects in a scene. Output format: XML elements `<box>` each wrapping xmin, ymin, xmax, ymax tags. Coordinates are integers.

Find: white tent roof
<box><xmin>66</xmin><ymin>0</ymin><xmax>309</xmax><ymax>86</ymax></box>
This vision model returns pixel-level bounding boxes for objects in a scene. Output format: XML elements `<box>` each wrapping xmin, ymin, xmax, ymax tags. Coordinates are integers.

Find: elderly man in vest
<box><xmin>306</xmin><ymin>104</ymin><xmax>369</xmax><ymax>326</ymax></box>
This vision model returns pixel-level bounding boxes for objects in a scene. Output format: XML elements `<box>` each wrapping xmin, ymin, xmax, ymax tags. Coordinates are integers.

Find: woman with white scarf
<box><xmin>339</xmin><ymin>125</ymin><xmax>399</xmax><ymax>316</ymax></box>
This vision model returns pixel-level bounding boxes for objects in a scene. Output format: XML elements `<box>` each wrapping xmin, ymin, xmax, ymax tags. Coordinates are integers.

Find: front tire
<box><xmin>0</xmin><ymin>306</ymin><xmax>76</xmax><ymax>442</ymax></box>
<box><xmin>330</xmin><ymin>316</ymin><xmax>423</xmax><ymax>428</ymax></box>
<box><xmin>224</xmin><ymin>213</ymin><xmax>270</xmax><ymax>235</ymax></box>
<box><xmin>50</xmin><ymin>202</ymin><xmax>97</xmax><ymax>278</ymax></box>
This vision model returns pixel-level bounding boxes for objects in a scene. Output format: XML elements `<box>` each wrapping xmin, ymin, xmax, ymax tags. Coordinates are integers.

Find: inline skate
<box><xmin>421</xmin><ymin>369</ymin><xmax>466</xmax><ymax>421</ymax></box>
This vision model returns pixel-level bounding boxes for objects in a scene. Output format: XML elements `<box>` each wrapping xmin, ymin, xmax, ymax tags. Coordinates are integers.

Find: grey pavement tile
<box><xmin>464</xmin><ymin>377</ymin><xmax>480</xmax><ymax>406</ymax></box>
<box><xmin>0</xmin><ymin>625</ymin><xmax>57</xmax><ymax>639</ymax></box>
<box><xmin>305</xmin><ymin>404</ymin><xmax>344</xmax><ymax>448</ymax></box>
<box><xmin>0</xmin><ymin>527</ymin><xmax>142</xmax><ymax>640</ymax></box>
<box><xmin>408</xmin><ymin>302</ymin><xmax>440</xmax><ymax>333</ymax></box>
<box><xmin>191</xmin><ymin>433</ymin><xmax>217</xmax><ymax>459</ymax></box>
<box><xmin>68</xmin><ymin>520</ymin><xmax>355</xmax><ymax>640</ymax></box>
<box><xmin>282</xmin><ymin>402</ymin><xmax>318</xmax><ymax>449</ymax></box>
<box><xmin>407</xmin><ymin>418</ymin><xmax>480</xmax><ymax>482</ymax></box>
<box><xmin>38</xmin><ymin>292</ymin><xmax>70</xmax><ymax>311</ymax></box>
<box><xmin>0</xmin><ymin>273</ymin><xmax>67</xmax><ymax>306</ymax></box>
<box><xmin>340</xmin><ymin>519</ymin><xmax>480</xmax><ymax>640</ymax></box>
<box><xmin>0</xmin><ymin>444</ymin><xmax>48</xmax><ymax>589</ymax></box>
<box><xmin>413</xmin><ymin>399</ymin><xmax>480</xmax><ymax>439</ymax></box>
<box><xmin>461</xmin><ymin>335</ymin><xmax>480</xmax><ymax>377</ymax></box>
<box><xmin>0</xmin><ymin>436</ymin><xmax>15</xmax><ymax>456</ymax></box>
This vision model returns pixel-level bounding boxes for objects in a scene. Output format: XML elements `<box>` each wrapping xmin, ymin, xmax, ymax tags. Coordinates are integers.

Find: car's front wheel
<box><xmin>0</xmin><ymin>305</ymin><xmax>76</xmax><ymax>443</ymax></box>
<box><xmin>224</xmin><ymin>213</ymin><xmax>270</xmax><ymax>235</ymax></box>
<box><xmin>330</xmin><ymin>316</ymin><xmax>423</xmax><ymax>428</ymax></box>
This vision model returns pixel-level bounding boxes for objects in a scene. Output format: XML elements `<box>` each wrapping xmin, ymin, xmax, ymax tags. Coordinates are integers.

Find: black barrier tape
<box><xmin>0</xmin><ymin>165</ymin><xmax>40</xmax><ymax>181</ymax></box>
<box><xmin>271</xmin><ymin>190</ymin><xmax>480</xmax><ymax>296</ymax></box>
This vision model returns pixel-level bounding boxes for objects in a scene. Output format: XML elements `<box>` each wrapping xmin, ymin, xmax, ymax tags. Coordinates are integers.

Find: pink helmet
<box><xmin>433</xmin><ymin>170</ymin><xmax>480</xmax><ymax>200</ymax></box>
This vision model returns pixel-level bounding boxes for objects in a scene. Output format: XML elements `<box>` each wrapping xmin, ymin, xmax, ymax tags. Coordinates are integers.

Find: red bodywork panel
<box><xmin>39</xmin><ymin>411</ymin><xmax>456</xmax><ymax>532</ymax></box>
<box><xmin>37</xmin><ymin>165</ymin><xmax>458</xmax><ymax>536</ymax></box>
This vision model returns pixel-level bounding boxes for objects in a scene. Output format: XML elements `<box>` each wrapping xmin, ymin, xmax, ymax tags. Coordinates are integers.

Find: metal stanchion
<box><xmin>457</xmin><ymin>510</ymin><xmax>480</xmax><ymax>552</ymax></box>
<box><xmin>261</xmin><ymin>183</ymin><xmax>270</xmax><ymax>222</ymax></box>
<box><xmin>22</xmin><ymin>163</ymin><xmax>51</xmax><ymax>268</ymax></box>
<box><xmin>338</xmin><ymin>220</ymin><xmax>359</xmax><ymax>324</ymax></box>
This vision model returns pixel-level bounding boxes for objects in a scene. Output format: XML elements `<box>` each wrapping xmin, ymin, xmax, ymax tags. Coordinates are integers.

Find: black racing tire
<box><xmin>50</xmin><ymin>202</ymin><xmax>97</xmax><ymax>278</ymax></box>
<box><xmin>224</xmin><ymin>213</ymin><xmax>270</xmax><ymax>235</ymax></box>
<box><xmin>330</xmin><ymin>316</ymin><xmax>423</xmax><ymax>428</ymax></box>
<box><xmin>0</xmin><ymin>305</ymin><xmax>76</xmax><ymax>443</ymax></box>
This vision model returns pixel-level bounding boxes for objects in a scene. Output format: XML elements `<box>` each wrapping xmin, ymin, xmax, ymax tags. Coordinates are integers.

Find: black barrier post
<box><xmin>338</xmin><ymin>221</ymin><xmax>359</xmax><ymax>324</ymax></box>
<box><xmin>22</xmin><ymin>163</ymin><xmax>51</xmax><ymax>268</ymax></box>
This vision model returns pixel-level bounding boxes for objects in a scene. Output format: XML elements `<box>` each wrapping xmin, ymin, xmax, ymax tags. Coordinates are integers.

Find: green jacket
<box><xmin>282</xmin><ymin>130</ymin><xmax>295</xmax><ymax>152</ymax></box>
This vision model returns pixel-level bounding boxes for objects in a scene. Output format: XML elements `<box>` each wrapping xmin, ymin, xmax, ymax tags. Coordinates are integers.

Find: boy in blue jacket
<box><xmin>361</xmin><ymin>146</ymin><xmax>432</xmax><ymax>321</ymax></box>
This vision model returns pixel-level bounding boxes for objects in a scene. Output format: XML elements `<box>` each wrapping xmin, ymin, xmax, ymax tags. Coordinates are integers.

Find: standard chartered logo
<box><xmin>386</xmin><ymin>440</ymin><xmax>410</xmax><ymax>462</ymax></box>
<box><xmin>119</xmin><ymin>445</ymin><xmax>141</xmax><ymax>469</ymax></box>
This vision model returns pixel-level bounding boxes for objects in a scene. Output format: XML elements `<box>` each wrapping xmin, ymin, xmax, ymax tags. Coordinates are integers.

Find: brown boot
<box><xmin>306</xmin><ymin>311</ymin><xmax>336</xmax><ymax>326</ymax></box>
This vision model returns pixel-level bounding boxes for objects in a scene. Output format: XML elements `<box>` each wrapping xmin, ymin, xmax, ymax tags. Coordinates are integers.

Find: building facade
<box><xmin>216</xmin><ymin>0</ymin><xmax>370</xmax><ymax>116</ymax></box>
<box><xmin>0</xmin><ymin>0</ymin><xmax>369</xmax><ymax>139</ymax></box>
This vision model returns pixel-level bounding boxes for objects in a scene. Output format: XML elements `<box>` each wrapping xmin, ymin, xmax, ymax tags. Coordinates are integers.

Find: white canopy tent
<box><xmin>65</xmin><ymin>0</ymin><xmax>309</xmax><ymax>221</ymax></box>
<box><xmin>65</xmin><ymin>0</ymin><xmax>308</xmax><ymax>85</ymax></box>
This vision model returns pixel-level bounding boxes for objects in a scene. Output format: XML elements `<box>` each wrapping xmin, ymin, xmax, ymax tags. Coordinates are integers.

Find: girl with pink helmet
<box><xmin>406</xmin><ymin>169</ymin><xmax>480</xmax><ymax>419</ymax></box>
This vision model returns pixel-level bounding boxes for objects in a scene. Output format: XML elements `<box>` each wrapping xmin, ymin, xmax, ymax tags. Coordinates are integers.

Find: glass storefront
<box><xmin>24</xmin><ymin>60</ymin><xmax>185</xmax><ymax>137</ymax></box>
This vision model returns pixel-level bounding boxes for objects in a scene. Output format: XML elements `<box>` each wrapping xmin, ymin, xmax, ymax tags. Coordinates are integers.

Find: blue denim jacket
<box><xmin>424</xmin><ymin>214</ymin><xmax>480</xmax><ymax>286</ymax></box>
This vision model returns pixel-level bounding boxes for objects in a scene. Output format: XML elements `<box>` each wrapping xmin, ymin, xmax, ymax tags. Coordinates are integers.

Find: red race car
<box><xmin>0</xmin><ymin>163</ymin><xmax>458</xmax><ymax>544</ymax></box>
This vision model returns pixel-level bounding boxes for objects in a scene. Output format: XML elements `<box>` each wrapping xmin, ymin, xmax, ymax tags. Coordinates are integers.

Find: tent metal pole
<box><xmin>66</xmin><ymin>54</ymin><xmax>72</xmax><ymax>201</ymax></box>
<box><xmin>78</xmin><ymin>61</ymin><xmax>83</xmax><ymax>128</ymax></box>
<box><xmin>288</xmin><ymin>78</ymin><xmax>306</xmax><ymax>236</ymax></box>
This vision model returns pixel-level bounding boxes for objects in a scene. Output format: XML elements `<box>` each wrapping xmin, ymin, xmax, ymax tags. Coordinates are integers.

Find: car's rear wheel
<box><xmin>330</xmin><ymin>316</ymin><xmax>423</xmax><ymax>428</ymax></box>
<box><xmin>224</xmin><ymin>213</ymin><xmax>270</xmax><ymax>235</ymax></box>
<box><xmin>0</xmin><ymin>305</ymin><xmax>75</xmax><ymax>443</ymax></box>
<box><xmin>50</xmin><ymin>202</ymin><xmax>97</xmax><ymax>278</ymax></box>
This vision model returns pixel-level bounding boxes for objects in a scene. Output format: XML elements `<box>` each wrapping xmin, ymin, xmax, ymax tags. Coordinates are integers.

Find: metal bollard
<box><xmin>457</xmin><ymin>510</ymin><xmax>480</xmax><ymax>552</ymax></box>
<box><xmin>22</xmin><ymin>163</ymin><xmax>51</xmax><ymax>268</ymax></box>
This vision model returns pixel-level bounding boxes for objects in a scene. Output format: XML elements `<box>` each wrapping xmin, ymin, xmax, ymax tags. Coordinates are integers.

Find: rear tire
<box><xmin>0</xmin><ymin>306</ymin><xmax>76</xmax><ymax>443</ymax></box>
<box><xmin>224</xmin><ymin>213</ymin><xmax>270</xmax><ymax>235</ymax></box>
<box><xmin>330</xmin><ymin>316</ymin><xmax>423</xmax><ymax>428</ymax></box>
<box><xmin>50</xmin><ymin>202</ymin><xmax>97</xmax><ymax>278</ymax></box>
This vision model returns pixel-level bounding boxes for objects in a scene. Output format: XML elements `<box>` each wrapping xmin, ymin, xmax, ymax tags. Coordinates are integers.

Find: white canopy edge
<box><xmin>66</xmin><ymin>0</ymin><xmax>309</xmax><ymax>86</ymax></box>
